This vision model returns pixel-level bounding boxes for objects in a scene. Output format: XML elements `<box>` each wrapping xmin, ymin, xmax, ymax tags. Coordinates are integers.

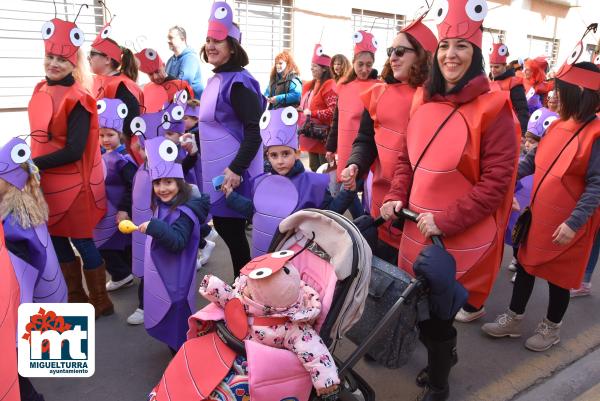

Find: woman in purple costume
<box><xmin>198</xmin><ymin>1</ymin><xmax>266</xmax><ymax>276</ymax></box>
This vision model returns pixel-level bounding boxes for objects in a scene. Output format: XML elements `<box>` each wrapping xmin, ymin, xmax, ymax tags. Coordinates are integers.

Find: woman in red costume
<box><xmin>523</xmin><ymin>56</ymin><xmax>551</xmax><ymax>105</ymax></box>
<box><xmin>341</xmin><ymin>17</ymin><xmax>438</xmax><ymax>262</ymax></box>
<box><xmin>135</xmin><ymin>48</ymin><xmax>194</xmax><ymax>113</ymax></box>
<box><xmin>483</xmin><ymin>27</ymin><xmax>600</xmax><ymax>352</ymax></box>
<box><xmin>325</xmin><ymin>30</ymin><xmax>380</xmax><ymax>218</ymax></box>
<box><xmin>298</xmin><ymin>44</ymin><xmax>337</xmax><ymax>172</ymax></box>
<box><xmin>380</xmin><ymin>2</ymin><xmax>519</xmax><ymax>399</ymax></box>
<box><xmin>89</xmin><ymin>18</ymin><xmax>143</xmax><ymax>148</ymax></box>
<box><xmin>28</xmin><ymin>16</ymin><xmax>113</xmax><ymax>318</ymax></box>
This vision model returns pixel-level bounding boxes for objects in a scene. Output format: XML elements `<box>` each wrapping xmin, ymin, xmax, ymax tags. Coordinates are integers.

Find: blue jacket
<box><xmin>146</xmin><ymin>186</ymin><xmax>209</xmax><ymax>252</ymax></box>
<box><xmin>165</xmin><ymin>47</ymin><xmax>204</xmax><ymax>98</ymax></box>
<box><xmin>226</xmin><ymin>160</ymin><xmax>356</xmax><ymax>219</ymax></box>
<box><xmin>264</xmin><ymin>73</ymin><xmax>302</xmax><ymax>109</ymax></box>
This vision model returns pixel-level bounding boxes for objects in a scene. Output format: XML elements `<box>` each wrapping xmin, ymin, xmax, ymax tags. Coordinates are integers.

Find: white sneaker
<box><xmin>508</xmin><ymin>257</ymin><xmax>518</xmax><ymax>272</ymax></box>
<box><xmin>206</xmin><ymin>228</ymin><xmax>219</xmax><ymax>243</ymax></box>
<box><xmin>127</xmin><ymin>308</ymin><xmax>144</xmax><ymax>325</ymax></box>
<box><xmin>196</xmin><ymin>240</ymin><xmax>216</xmax><ymax>270</ymax></box>
<box><xmin>106</xmin><ymin>274</ymin><xmax>134</xmax><ymax>292</ymax></box>
<box><xmin>456</xmin><ymin>307</ymin><xmax>486</xmax><ymax>323</ymax></box>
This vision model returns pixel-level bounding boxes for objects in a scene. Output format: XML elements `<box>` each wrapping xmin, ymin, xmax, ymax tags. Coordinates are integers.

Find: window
<box><xmin>234</xmin><ymin>0</ymin><xmax>292</xmax><ymax>87</ymax></box>
<box><xmin>352</xmin><ymin>9</ymin><xmax>405</xmax><ymax>73</ymax></box>
<box><xmin>527</xmin><ymin>35</ymin><xmax>560</xmax><ymax>68</ymax></box>
<box><xmin>0</xmin><ymin>0</ymin><xmax>103</xmax><ymax>110</ymax></box>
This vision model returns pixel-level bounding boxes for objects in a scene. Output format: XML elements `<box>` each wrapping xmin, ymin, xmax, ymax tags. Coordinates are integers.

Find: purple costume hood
<box><xmin>145</xmin><ymin>137</ymin><xmax>183</xmax><ymax>180</ymax></box>
<box><xmin>526</xmin><ymin>107</ymin><xmax>558</xmax><ymax>139</ymax></box>
<box><xmin>259</xmin><ymin>106</ymin><xmax>299</xmax><ymax>150</ymax></box>
<box><xmin>0</xmin><ymin>137</ymin><xmax>33</xmax><ymax>190</ymax></box>
<box><xmin>97</xmin><ymin>98</ymin><xmax>128</xmax><ymax>133</ymax></box>
<box><xmin>208</xmin><ymin>2</ymin><xmax>241</xmax><ymax>42</ymax></box>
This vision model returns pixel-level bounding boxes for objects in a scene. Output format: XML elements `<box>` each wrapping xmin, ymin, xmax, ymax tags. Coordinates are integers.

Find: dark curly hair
<box><xmin>403</xmin><ymin>32</ymin><xmax>431</xmax><ymax>88</ymax></box>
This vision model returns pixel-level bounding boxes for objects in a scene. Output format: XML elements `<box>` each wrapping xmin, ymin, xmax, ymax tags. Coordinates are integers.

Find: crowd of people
<box><xmin>1</xmin><ymin>0</ymin><xmax>600</xmax><ymax>400</ymax></box>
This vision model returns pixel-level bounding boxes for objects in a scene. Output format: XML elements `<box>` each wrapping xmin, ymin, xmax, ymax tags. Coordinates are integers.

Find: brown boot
<box><xmin>83</xmin><ymin>262</ymin><xmax>114</xmax><ymax>319</ymax></box>
<box><xmin>59</xmin><ymin>257</ymin><xmax>89</xmax><ymax>303</ymax></box>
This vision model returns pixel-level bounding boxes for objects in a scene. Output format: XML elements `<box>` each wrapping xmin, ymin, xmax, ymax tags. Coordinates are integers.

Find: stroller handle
<box><xmin>373</xmin><ymin>208</ymin><xmax>445</xmax><ymax>248</ymax></box>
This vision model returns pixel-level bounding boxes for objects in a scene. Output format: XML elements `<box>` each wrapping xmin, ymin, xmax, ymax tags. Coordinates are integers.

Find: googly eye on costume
<box><xmin>316</xmin><ymin>46</ymin><xmax>324</xmax><ymax>56</ymax></box>
<box><xmin>170</xmin><ymin>105</ymin><xmax>184</xmax><ymax>121</ymax></box>
<box><xmin>271</xmin><ymin>250</ymin><xmax>294</xmax><ymax>258</ymax></box>
<box><xmin>530</xmin><ymin>109</ymin><xmax>543</xmax><ymax>122</ymax></box>
<box><xmin>130</xmin><ymin>116</ymin><xmax>146</xmax><ymax>134</ymax></box>
<box><xmin>594</xmin><ymin>54</ymin><xmax>600</xmax><ymax>65</ymax></box>
<box><xmin>100</xmin><ymin>25</ymin><xmax>112</xmax><ymax>39</ymax></box>
<box><xmin>158</xmin><ymin>140</ymin><xmax>178</xmax><ymax>162</ymax></box>
<box><xmin>465</xmin><ymin>0</ymin><xmax>488</xmax><ymax>22</ymax></box>
<box><xmin>69</xmin><ymin>27</ymin><xmax>85</xmax><ymax>47</ymax></box>
<box><xmin>498</xmin><ymin>45</ymin><xmax>508</xmax><ymax>56</ymax></box>
<box><xmin>566</xmin><ymin>42</ymin><xmax>583</xmax><ymax>65</ymax></box>
<box><xmin>175</xmin><ymin>90</ymin><xmax>188</xmax><ymax>104</ymax></box>
<box><xmin>353</xmin><ymin>31</ymin><xmax>363</xmax><ymax>44</ymax></box>
<box><xmin>11</xmin><ymin>143</ymin><xmax>31</xmax><ymax>164</ymax></box>
<box><xmin>249</xmin><ymin>267</ymin><xmax>273</xmax><ymax>279</ymax></box>
<box><xmin>41</xmin><ymin>21</ymin><xmax>55</xmax><ymax>39</ymax></box>
<box><xmin>214</xmin><ymin>6</ymin><xmax>228</xmax><ymax>19</ymax></box>
<box><xmin>117</xmin><ymin>103</ymin><xmax>129</xmax><ymax>118</ymax></box>
<box><xmin>433</xmin><ymin>0</ymin><xmax>449</xmax><ymax>24</ymax></box>
<box><xmin>259</xmin><ymin>110</ymin><xmax>271</xmax><ymax>130</ymax></box>
<box><xmin>96</xmin><ymin>99</ymin><xmax>107</xmax><ymax>114</ymax></box>
<box><xmin>542</xmin><ymin>116</ymin><xmax>558</xmax><ymax>129</ymax></box>
<box><xmin>372</xmin><ymin>37</ymin><xmax>378</xmax><ymax>49</ymax></box>
<box><xmin>145</xmin><ymin>48</ymin><xmax>157</xmax><ymax>60</ymax></box>
<box><xmin>280</xmin><ymin>107</ymin><xmax>298</xmax><ymax>126</ymax></box>
<box><xmin>161</xmin><ymin>112</ymin><xmax>171</xmax><ymax>129</ymax></box>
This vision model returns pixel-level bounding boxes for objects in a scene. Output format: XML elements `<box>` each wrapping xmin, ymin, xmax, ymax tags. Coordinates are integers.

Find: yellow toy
<box><xmin>118</xmin><ymin>219</ymin><xmax>138</xmax><ymax>234</ymax></box>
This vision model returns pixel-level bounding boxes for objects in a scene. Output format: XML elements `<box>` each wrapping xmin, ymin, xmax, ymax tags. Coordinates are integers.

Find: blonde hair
<box><xmin>0</xmin><ymin>164</ymin><xmax>49</xmax><ymax>228</ymax></box>
<box><xmin>73</xmin><ymin>48</ymin><xmax>93</xmax><ymax>92</ymax></box>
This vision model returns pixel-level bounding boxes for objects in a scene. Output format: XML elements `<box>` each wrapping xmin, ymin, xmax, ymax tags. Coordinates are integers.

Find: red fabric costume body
<box><xmin>143</xmin><ymin>79</ymin><xmax>194</xmax><ymax>113</ymax></box>
<box><xmin>0</xmin><ymin>223</ymin><xmax>20</xmax><ymax>400</ymax></box>
<box><xmin>92</xmin><ymin>74</ymin><xmax>144</xmax><ymax>110</ymax></box>
<box><xmin>335</xmin><ymin>78</ymin><xmax>378</xmax><ymax>181</ymax></box>
<box><xmin>385</xmin><ymin>76</ymin><xmax>519</xmax><ymax>308</ymax></box>
<box><xmin>29</xmin><ymin>81</ymin><xmax>106</xmax><ymax>238</ymax></box>
<box><xmin>490</xmin><ymin>75</ymin><xmax>523</xmax><ymax>92</ymax></box>
<box><xmin>363</xmin><ymin>82</ymin><xmax>417</xmax><ymax>248</ymax></box>
<box><xmin>299</xmin><ymin>79</ymin><xmax>337</xmax><ymax>153</ymax></box>
<box><xmin>518</xmin><ymin>118</ymin><xmax>600</xmax><ymax>289</ymax></box>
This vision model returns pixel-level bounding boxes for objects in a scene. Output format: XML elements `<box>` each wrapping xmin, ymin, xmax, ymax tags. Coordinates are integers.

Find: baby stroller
<box><xmin>150</xmin><ymin>209</ymin><xmax>459</xmax><ymax>400</ymax></box>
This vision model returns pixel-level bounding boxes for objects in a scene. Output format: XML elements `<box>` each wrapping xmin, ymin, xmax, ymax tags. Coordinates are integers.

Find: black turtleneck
<box><xmin>212</xmin><ymin>60</ymin><xmax>263</xmax><ymax>175</ymax></box>
<box><xmin>110</xmin><ymin>73</ymin><xmax>140</xmax><ymax>138</ymax></box>
<box><xmin>32</xmin><ymin>74</ymin><xmax>91</xmax><ymax>171</ymax></box>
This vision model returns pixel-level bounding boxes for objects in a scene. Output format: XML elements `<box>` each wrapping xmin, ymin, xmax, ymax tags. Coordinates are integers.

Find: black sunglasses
<box><xmin>386</xmin><ymin>46</ymin><xmax>416</xmax><ymax>58</ymax></box>
<box><xmin>89</xmin><ymin>50</ymin><xmax>107</xmax><ymax>58</ymax></box>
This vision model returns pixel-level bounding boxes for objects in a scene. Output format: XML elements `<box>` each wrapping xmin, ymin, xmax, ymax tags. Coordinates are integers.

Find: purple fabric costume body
<box><xmin>130</xmin><ymin>111</ymin><xmax>164</xmax><ymax>277</ymax></box>
<box><xmin>505</xmin><ymin>107</ymin><xmax>558</xmax><ymax>246</ymax></box>
<box><xmin>252</xmin><ymin>171</ymin><xmax>329</xmax><ymax>256</ymax></box>
<box><xmin>143</xmin><ymin>202</ymin><xmax>200</xmax><ymax>350</ymax></box>
<box><xmin>4</xmin><ymin>215</ymin><xmax>67</xmax><ymax>304</ymax></box>
<box><xmin>198</xmin><ymin>70</ymin><xmax>266</xmax><ymax>218</ymax></box>
<box><xmin>93</xmin><ymin>150</ymin><xmax>136</xmax><ymax>249</ymax></box>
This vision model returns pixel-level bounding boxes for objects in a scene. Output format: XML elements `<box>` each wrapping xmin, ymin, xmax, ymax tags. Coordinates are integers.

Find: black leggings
<box><xmin>510</xmin><ymin>264</ymin><xmax>570</xmax><ymax>324</ymax></box>
<box><xmin>212</xmin><ymin>216</ymin><xmax>251</xmax><ymax>277</ymax></box>
<box><xmin>418</xmin><ymin>316</ymin><xmax>456</xmax><ymax>343</ymax></box>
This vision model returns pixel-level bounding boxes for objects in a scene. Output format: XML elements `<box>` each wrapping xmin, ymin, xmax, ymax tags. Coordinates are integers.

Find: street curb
<box><xmin>510</xmin><ymin>344</ymin><xmax>600</xmax><ymax>401</ymax></box>
<box><xmin>465</xmin><ymin>323</ymin><xmax>600</xmax><ymax>401</ymax></box>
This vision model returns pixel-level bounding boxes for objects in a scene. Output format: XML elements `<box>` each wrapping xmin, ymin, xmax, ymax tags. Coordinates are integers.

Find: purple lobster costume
<box><xmin>143</xmin><ymin>137</ymin><xmax>201</xmax><ymax>350</ymax></box>
<box><xmin>0</xmin><ymin>137</ymin><xmax>67</xmax><ymax>304</ymax></box>
<box><xmin>250</xmin><ymin>107</ymin><xmax>329</xmax><ymax>256</ymax></box>
<box><xmin>199</xmin><ymin>2</ymin><xmax>266</xmax><ymax>218</ymax></box>
<box><xmin>505</xmin><ymin>107</ymin><xmax>558</xmax><ymax>245</ymax></box>
<box><xmin>130</xmin><ymin>110</ymin><xmax>169</xmax><ymax>277</ymax></box>
<box><xmin>93</xmin><ymin>98</ymin><xmax>137</xmax><ymax>250</ymax></box>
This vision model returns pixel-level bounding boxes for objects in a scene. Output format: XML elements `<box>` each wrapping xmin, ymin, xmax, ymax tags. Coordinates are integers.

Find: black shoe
<box><xmin>416</xmin><ymin>337</ymin><xmax>457</xmax><ymax>388</ymax></box>
<box><xmin>415</xmin><ymin>385</ymin><xmax>449</xmax><ymax>401</ymax></box>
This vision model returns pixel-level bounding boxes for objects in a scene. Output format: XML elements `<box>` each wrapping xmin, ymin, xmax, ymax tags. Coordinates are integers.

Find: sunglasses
<box><xmin>386</xmin><ymin>46</ymin><xmax>416</xmax><ymax>58</ymax></box>
<box><xmin>89</xmin><ymin>50</ymin><xmax>107</xmax><ymax>58</ymax></box>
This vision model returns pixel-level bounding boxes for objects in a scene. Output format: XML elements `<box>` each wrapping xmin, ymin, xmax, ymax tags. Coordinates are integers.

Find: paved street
<box><xmin>31</xmin><ymin>237</ymin><xmax>600</xmax><ymax>401</ymax></box>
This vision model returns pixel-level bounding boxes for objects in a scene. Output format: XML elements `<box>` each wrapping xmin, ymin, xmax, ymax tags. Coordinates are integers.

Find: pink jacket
<box><xmin>199</xmin><ymin>275</ymin><xmax>340</xmax><ymax>392</ymax></box>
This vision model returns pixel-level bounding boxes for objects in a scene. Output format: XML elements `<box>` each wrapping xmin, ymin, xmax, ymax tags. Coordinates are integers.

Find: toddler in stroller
<box><xmin>149</xmin><ymin>209</ymin><xmax>372</xmax><ymax>401</ymax></box>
